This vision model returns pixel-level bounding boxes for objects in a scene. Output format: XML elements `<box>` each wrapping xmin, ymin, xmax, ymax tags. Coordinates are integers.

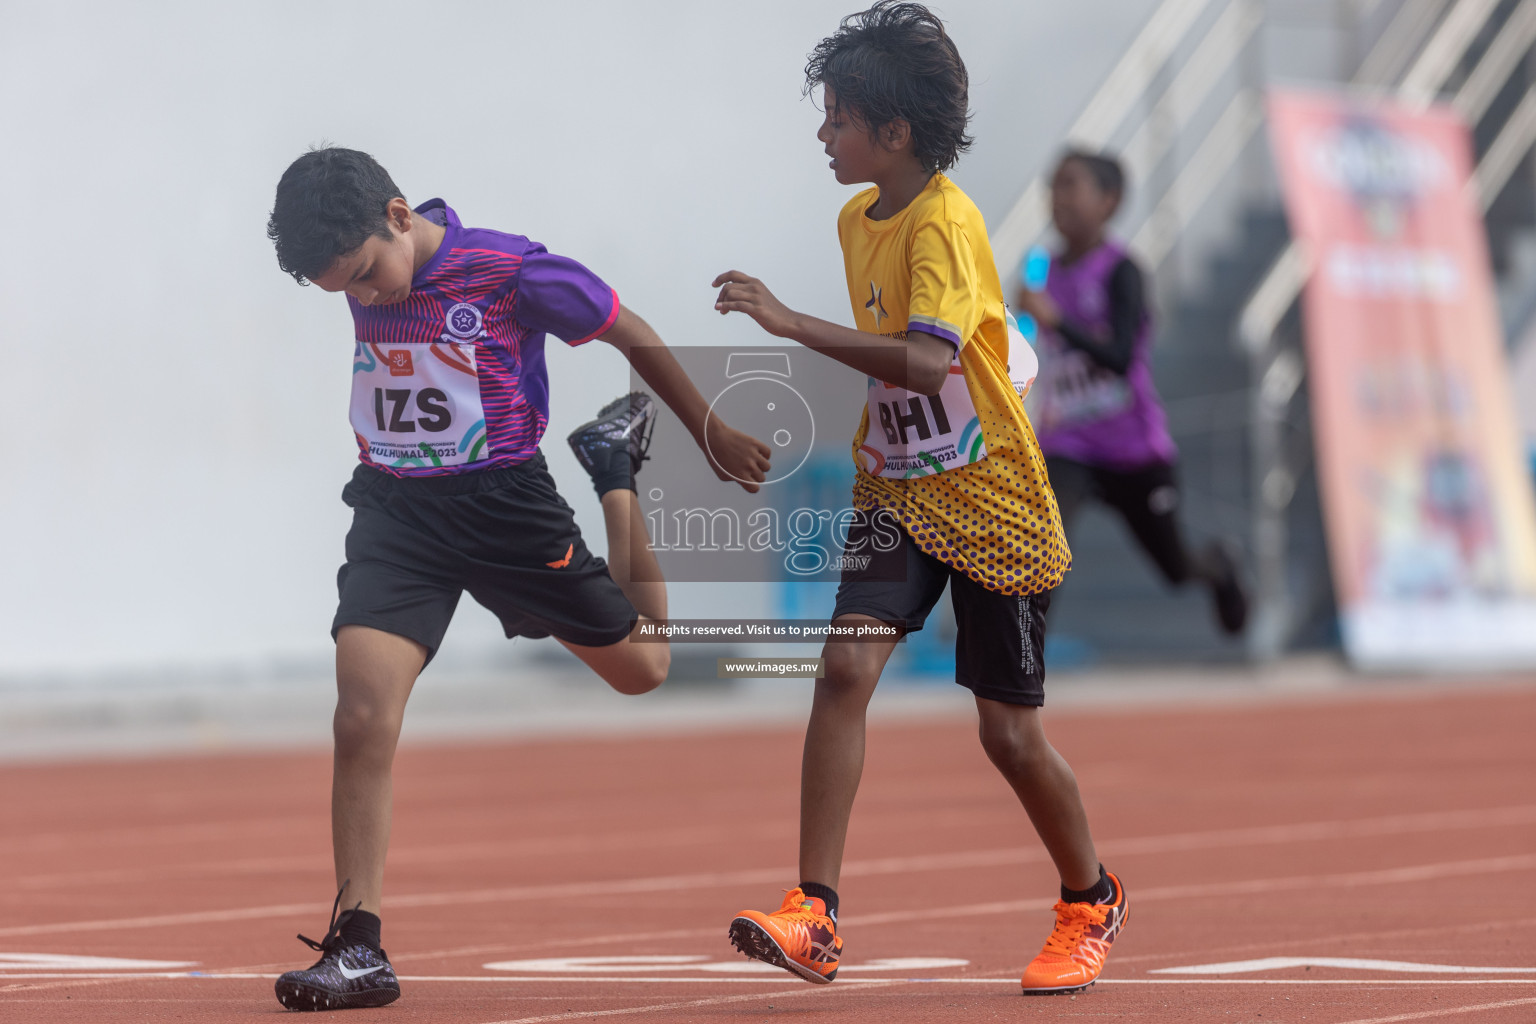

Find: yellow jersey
<box><xmin>838</xmin><ymin>173</ymin><xmax>1070</xmax><ymax>595</ymax></box>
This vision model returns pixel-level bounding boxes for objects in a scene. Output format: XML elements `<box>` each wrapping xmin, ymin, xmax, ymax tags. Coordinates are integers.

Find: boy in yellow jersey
<box><xmin>712</xmin><ymin>1</ymin><xmax>1127</xmax><ymax>996</ymax></box>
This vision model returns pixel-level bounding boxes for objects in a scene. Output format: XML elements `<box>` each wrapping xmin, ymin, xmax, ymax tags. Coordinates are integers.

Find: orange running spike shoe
<box><xmin>1020</xmin><ymin>871</ymin><xmax>1129</xmax><ymax>995</ymax></box>
<box><xmin>729</xmin><ymin>888</ymin><xmax>843</xmax><ymax>984</ymax></box>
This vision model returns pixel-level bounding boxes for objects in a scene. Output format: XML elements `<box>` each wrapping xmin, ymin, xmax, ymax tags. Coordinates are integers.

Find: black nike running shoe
<box><xmin>567</xmin><ymin>391</ymin><xmax>657</xmax><ymax>496</ymax></box>
<box><xmin>275</xmin><ymin>886</ymin><xmax>400</xmax><ymax>1012</ymax></box>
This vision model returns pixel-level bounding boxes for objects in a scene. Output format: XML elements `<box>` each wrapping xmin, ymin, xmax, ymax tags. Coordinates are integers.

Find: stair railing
<box><xmin>988</xmin><ymin>0</ymin><xmax>1220</xmax><ymax>277</ymax></box>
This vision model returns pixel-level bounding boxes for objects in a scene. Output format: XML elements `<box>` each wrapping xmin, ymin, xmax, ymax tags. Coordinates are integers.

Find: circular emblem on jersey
<box><xmin>445</xmin><ymin>303</ymin><xmax>484</xmax><ymax>339</ymax></box>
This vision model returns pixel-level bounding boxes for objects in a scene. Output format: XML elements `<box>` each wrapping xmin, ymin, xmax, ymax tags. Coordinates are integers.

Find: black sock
<box><xmin>335</xmin><ymin>909</ymin><xmax>382</xmax><ymax>951</ymax></box>
<box><xmin>593</xmin><ymin>449</ymin><xmax>636</xmax><ymax>498</ymax></box>
<box><xmin>1061</xmin><ymin>865</ymin><xmax>1113</xmax><ymax>905</ymax></box>
<box><xmin>799</xmin><ymin>881</ymin><xmax>839</xmax><ymax>924</ymax></box>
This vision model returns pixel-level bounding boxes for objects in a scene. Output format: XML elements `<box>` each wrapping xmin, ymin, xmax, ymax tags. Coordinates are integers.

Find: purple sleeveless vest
<box><xmin>1034</xmin><ymin>241</ymin><xmax>1176</xmax><ymax>469</ymax></box>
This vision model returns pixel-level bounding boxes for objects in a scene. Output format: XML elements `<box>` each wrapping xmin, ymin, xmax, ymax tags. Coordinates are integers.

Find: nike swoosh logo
<box><xmin>619</xmin><ymin>408</ymin><xmax>653</xmax><ymax>439</ymax></box>
<box><xmin>337</xmin><ymin>963</ymin><xmax>385</xmax><ymax>980</ymax></box>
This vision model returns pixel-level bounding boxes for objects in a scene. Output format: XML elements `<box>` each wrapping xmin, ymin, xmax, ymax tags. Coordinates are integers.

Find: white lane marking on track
<box><xmin>1112</xmin><ymin>914</ymin><xmax>1536</xmax><ymax>966</ymax></box>
<box><xmin>9</xmin><ymin>822</ymin><xmax>790</xmax><ymax>892</ymax></box>
<box><xmin>1151</xmin><ymin>957</ymin><xmax>1536</xmax><ymax>975</ymax></box>
<box><xmin>0</xmin><ymin>973</ymin><xmax>257</xmax><ymax>980</ymax></box>
<box><xmin>0</xmin><ymin>953</ymin><xmax>197</xmax><ymax>971</ymax></box>
<box><xmin>1098</xmin><ymin>804</ymin><xmax>1536</xmax><ymax>857</ymax></box>
<box><xmin>846</xmin><ymin>853</ymin><xmax>1536</xmax><ymax>928</ymax></box>
<box><xmin>387</xmin><ymin>912</ymin><xmax>1536</xmax><ymax>971</ymax></box>
<box><xmin>5</xmin><ymin>824</ymin><xmax>1533</xmax><ymax>940</ymax></box>
<box><xmin>5</xmin><ymin>852</ymin><xmax>1531</xmax><ymax>970</ymax></box>
<box><xmin>5</xmin><ymin>858</ymin><xmax>1528</xmax><ymax>994</ymax></box>
<box><xmin>18</xmin><ymin>802</ymin><xmax>1535</xmax><ymax>893</ymax></box>
<box><xmin>487</xmin><ymin>955</ymin><xmax>722</xmax><ymax>974</ymax></box>
<box><xmin>445</xmin><ymin>977</ymin><xmax>1536</xmax><ymax>986</ymax></box>
<box><xmin>0</xmin><ymin>901</ymin><xmax>322</xmax><ymax>939</ymax></box>
<box><xmin>476</xmin><ymin>983</ymin><xmax>872</xmax><ymax>1024</ymax></box>
<box><xmin>459</xmin><ymin>978</ymin><xmax>1536</xmax><ymax>986</ymax></box>
<box><xmin>481</xmin><ymin>956</ymin><xmax>968</xmax><ymax>974</ymax></box>
<box><xmin>1093</xmin><ymin>980</ymin><xmax>1536</xmax><ymax>986</ymax></box>
<box><xmin>0</xmin><ymin>974</ymin><xmax>892</xmax><ymax>983</ymax></box>
<box><xmin>1327</xmin><ymin>997</ymin><xmax>1536</xmax><ymax>1023</ymax></box>
<box><xmin>0</xmin><ymin>818</ymin><xmax>297</xmax><ymax>858</ymax></box>
<box><xmin>1</xmin><ymin>973</ymin><xmax>1535</xmax><ymax>986</ymax></box>
<box><xmin>0</xmin><ymin>976</ymin><xmax>129</xmax><ymax>997</ymax></box>
<box><xmin>12</xmin><ymin>804</ymin><xmax>1536</xmax><ymax>939</ymax></box>
<box><xmin>415</xmin><ymin>976</ymin><xmax>888</xmax><ymax>984</ymax></box>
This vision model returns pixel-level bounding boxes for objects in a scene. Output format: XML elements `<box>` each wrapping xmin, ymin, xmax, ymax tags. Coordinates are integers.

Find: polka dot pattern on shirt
<box><xmin>852</xmin><ymin>350</ymin><xmax>1072</xmax><ymax>597</ymax></box>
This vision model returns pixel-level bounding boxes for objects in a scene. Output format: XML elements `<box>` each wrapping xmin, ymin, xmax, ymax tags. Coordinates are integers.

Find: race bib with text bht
<box><xmin>858</xmin><ymin>352</ymin><xmax>985</xmax><ymax>479</ymax></box>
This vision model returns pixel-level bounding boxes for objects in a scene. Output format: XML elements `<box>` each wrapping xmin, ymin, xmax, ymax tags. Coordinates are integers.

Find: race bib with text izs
<box><xmin>349</xmin><ymin>342</ymin><xmax>489</xmax><ymax>470</ymax></box>
<box><xmin>858</xmin><ymin>352</ymin><xmax>985</xmax><ymax>479</ymax></box>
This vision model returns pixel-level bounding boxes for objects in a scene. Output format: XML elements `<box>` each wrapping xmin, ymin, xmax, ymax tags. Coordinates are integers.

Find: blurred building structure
<box><xmin>992</xmin><ymin>0</ymin><xmax>1536</xmax><ymax>665</ymax></box>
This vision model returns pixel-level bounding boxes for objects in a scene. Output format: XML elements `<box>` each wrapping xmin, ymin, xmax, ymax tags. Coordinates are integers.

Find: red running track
<box><xmin>1</xmin><ymin>681</ymin><xmax>1533</xmax><ymax>1022</ymax></box>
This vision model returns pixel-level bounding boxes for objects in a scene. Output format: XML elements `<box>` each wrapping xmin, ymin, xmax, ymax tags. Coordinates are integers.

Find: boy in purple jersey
<box><xmin>1015</xmin><ymin>149</ymin><xmax>1248</xmax><ymax>635</ymax></box>
<box><xmin>264</xmin><ymin>146</ymin><xmax>771</xmax><ymax>1012</ymax></box>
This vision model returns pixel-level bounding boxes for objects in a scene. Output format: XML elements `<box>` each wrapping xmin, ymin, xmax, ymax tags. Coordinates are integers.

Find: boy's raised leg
<box><xmin>599</xmin><ymin>486</ymin><xmax>666</xmax><ymax>624</ymax></box>
<box><xmin>561</xmin><ymin>393</ymin><xmax>670</xmax><ymax>695</ymax></box>
<box><xmin>557</xmin><ymin>486</ymin><xmax>670</xmax><ymax>695</ymax></box>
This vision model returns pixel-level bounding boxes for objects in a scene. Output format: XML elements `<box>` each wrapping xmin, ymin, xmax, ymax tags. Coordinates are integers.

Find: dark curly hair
<box><xmin>805</xmin><ymin>2</ymin><xmax>973</xmax><ymax>174</ymax></box>
<box><xmin>267</xmin><ymin>146</ymin><xmax>405</xmax><ymax>284</ymax></box>
<box><xmin>1060</xmin><ymin>148</ymin><xmax>1126</xmax><ymax>198</ymax></box>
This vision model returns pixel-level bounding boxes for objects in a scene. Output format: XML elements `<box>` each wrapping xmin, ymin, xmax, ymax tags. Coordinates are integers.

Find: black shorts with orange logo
<box><xmin>332</xmin><ymin>454</ymin><xmax>636</xmax><ymax>662</ymax></box>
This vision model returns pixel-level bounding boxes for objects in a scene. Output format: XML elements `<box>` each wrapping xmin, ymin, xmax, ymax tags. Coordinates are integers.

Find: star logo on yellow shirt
<box><xmin>865</xmin><ymin>282</ymin><xmax>888</xmax><ymax>328</ymax></box>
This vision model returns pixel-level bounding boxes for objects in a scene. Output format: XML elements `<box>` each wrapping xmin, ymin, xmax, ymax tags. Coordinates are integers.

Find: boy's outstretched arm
<box><xmin>600</xmin><ymin>305</ymin><xmax>772</xmax><ymax>493</ymax></box>
<box><xmin>712</xmin><ymin>270</ymin><xmax>953</xmax><ymax>396</ymax></box>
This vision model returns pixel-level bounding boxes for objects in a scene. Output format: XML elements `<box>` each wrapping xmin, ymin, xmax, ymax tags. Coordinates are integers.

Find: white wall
<box><xmin>0</xmin><ymin>0</ymin><xmax>1156</xmax><ymax>676</ymax></box>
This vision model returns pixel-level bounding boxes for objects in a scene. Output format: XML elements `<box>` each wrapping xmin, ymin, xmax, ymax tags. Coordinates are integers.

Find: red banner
<box><xmin>1269</xmin><ymin>89</ymin><xmax>1536</xmax><ymax>668</ymax></box>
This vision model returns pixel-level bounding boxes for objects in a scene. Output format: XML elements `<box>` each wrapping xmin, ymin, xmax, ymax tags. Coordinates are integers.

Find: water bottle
<box><xmin>1023</xmin><ymin>244</ymin><xmax>1051</xmax><ymax>290</ymax></box>
<box><xmin>1014</xmin><ymin>244</ymin><xmax>1051</xmax><ymax>344</ymax></box>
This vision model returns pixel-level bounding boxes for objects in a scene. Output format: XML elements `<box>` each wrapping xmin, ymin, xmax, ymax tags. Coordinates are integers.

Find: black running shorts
<box><xmin>831</xmin><ymin>508</ymin><xmax>1051</xmax><ymax>707</ymax></box>
<box><xmin>332</xmin><ymin>455</ymin><xmax>637</xmax><ymax>662</ymax></box>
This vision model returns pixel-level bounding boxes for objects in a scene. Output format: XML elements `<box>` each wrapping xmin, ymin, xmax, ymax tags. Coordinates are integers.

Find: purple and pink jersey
<box><xmin>1033</xmin><ymin>241</ymin><xmax>1177</xmax><ymax>469</ymax></box>
<box><xmin>346</xmin><ymin>200</ymin><xmax>619</xmax><ymax>477</ymax></box>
